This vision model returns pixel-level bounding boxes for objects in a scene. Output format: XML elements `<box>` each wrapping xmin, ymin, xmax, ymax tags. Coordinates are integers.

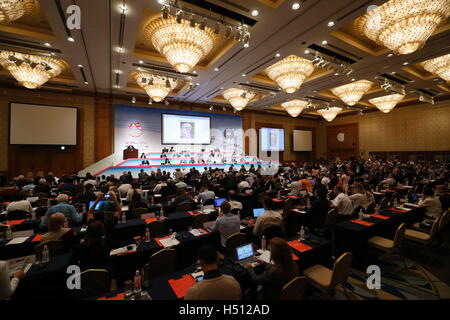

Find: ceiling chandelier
<box><xmin>317</xmin><ymin>107</ymin><xmax>342</xmax><ymax>122</ymax></box>
<box><xmin>421</xmin><ymin>53</ymin><xmax>450</xmax><ymax>81</ymax></box>
<box><xmin>144</xmin><ymin>16</ymin><xmax>217</xmax><ymax>73</ymax></box>
<box><xmin>356</xmin><ymin>0</ymin><xmax>450</xmax><ymax>55</ymax></box>
<box><xmin>331</xmin><ymin>80</ymin><xmax>373</xmax><ymax>106</ymax></box>
<box><xmin>369</xmin><ymin>93</ymin><xmax>405</xmax><ymax>113</ymax></box>
<box><xmin>0</xmin><ymin>0</ymin><xmax>35</xmax><ymax>24</ymax></box>
<box><xmin>222</xmin><ymin>88</ymin><xmax>255</xmax><ymax>111</ymax></box>
<box><xmin>0</xmin><ymin>51</ymin><xmax>68</xmax><ymax>89</ymax></box>
<box><xmin>134</xmin><ymin>72</ymin><xmax>178</xmax><ymax>102</ymax></box>
<box><xmin>265</xmin><ymin>55</ymin><xmax>314</xmax><ymax>93</ymax></box>
<box><xmin>281</xmin><ymin>99</ymin><xmax>309</xmax><ymax>117</ymax></box>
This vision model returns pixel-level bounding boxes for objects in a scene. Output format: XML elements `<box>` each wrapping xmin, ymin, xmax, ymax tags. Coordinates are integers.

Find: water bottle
<box><xmin>277</xmin><ymin>190</ymin><xmax>281</xmax><ymax>199</ymax></box>
<box><xmin>134</xmin><ymin>270</ymin><xmax>142</xmax><ymax>294</ymax></box>
<box><xmin>31</xmin><ymin>209</ymin><xmax>36</xmax><ymax>220</ymax></box>
<box><xmin>261</xmin><ymin>235</ymin><xmax>267</xmax><ymax>251</ymax></box>
<box><xmin>42</xmin><ymin>245</ymin><xmax>50</xmax><ymax>264</ymax></box>
<box><xmin>200</xmin><ymin>200</ymin><xmax>204</xmax><ymax>212</ymax></box>
<box><xmin>145</xmin><ymin>227</ymin><xmax>150</xmax><ymax>242</ymax></box>
<box><xmin>82</xmin><ymin>204</ymin><xmax>86</xmax><ymax>214</ymax></box>
<box><xmin>5</xmin><ymin>226</ymin><xmax>12</xmax><ymax>241</ymax></box>
<box><xmin>299</xmin><ymin>226</ymin><xmax>305</xmax><ymax>241</ymax></box>
<box><xmin>122</xmin><ymin>213</ymin><xmax>126</xmax><ymax>224</ymax></box>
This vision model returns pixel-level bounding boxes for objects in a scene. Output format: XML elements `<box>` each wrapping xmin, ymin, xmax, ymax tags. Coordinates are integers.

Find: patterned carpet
<box><xmin>332</xmin><ymin>255</ymin><xmax>450</xmax><ymax>300</ymax></box>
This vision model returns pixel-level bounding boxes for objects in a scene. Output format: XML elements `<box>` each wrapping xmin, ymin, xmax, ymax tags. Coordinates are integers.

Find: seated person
<box><xmin>34</xmin><ymin>178</ymin><xmax>51</xmax><ymax>196</ymax></box>
<box><xmin>419</xmin><ymin>188</ymin><xmax>443</xmax><ymax>219</ymax></box>
<box><xmin>5</xmin><ymin>194</ymin><xmax>34</xmax><ymax>216</ymax></box>
<box><xmin>436</xmin><ymin>184</ymin><xmax>450</xmax><ymax>212</ymax></box>
<box><xmin>173</xmin><ymin>188</ymin><xmax>193</xmax><ymax>207</ymax></box>
<box><xmin>253</xmin><ymin>196</ymin><xmax>283</xmax><ymax>239</ymax></box>
<box><xmin>244</xmin><ymin>237</ymin><xmax>299</xmax><ymax>300</ymax></box>
<box><xmin>72</xmin><ymin>183</ymin><xmax>97</xmax><ymax>208</ymax></box>
<box><xmin>198</xmin><ymin>185</ymin><xmax>215</xmax><ymax>204</ymax></box>
<box><xmin>287</xmin><ymin>176</ymin><xmax>302</xmax><ymax>196</ymax></box>
<box><xmin>128</xmin><ymin>190</ymin><xmax>149</xmax><ymax>217</ymax></box>
<box><xmin>184</xmin><ymin>244</ymin><xmax>241</xmax><ymax>300</ymax></box>
<box><xmin>349</xmin><ymin>183</ymin><xmax>369</xmax><ymax>210</ymax></box>
<box><xmin>40</xmin><ymin>194</ymin><xmax>83</xmax><ymax>230</ymax></box>
<box><xmin>0</xmin><ymin>261</ymin><xmax>25</xmax><ymax>300</ymax></box>
<box><xmin>41</xmin><ymin>212</ymin><xmax>75</xmax><ymax>248</ymax></box>
<box><xmin>213</xmin><ymin>201</ymin><xmax>241</xmax><ymax>248</ymax></box>
<box><xmin>227</xmin><ymin>190</ymin><xmax>243</xmax><ymax>211</ymax></box>
<box><xmin>175</xmin><ymin>178</ymin><xmax>188</xmax><ymax>189</ymax></box>
<box><xmin>331</xmin><ymin>186</ymin><xmax>353</xmax><ymax>222</ymax></box>
<box><xmin>87</xmin><ymin>192</ymin><xmax>122</xmax><ymax>237</ymax></box>
<box><xmin>307</xmin><ymin>186</ymin><xmax>330</xmax><ymax>230</ymax></box>
<box><xmin>71</xmin><ymin>220</ymin><xmax>111</xmax><ymax>271</ymax></box>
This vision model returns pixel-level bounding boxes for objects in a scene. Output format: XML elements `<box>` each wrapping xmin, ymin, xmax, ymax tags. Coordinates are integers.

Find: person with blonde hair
<box><xmin>41</xmin><ymin>212</ymin><xmax>75</xmax><ymax>247</ymax></box>
<box><xmin>39</xmin><ymin>193</ymin><xmax>83</xmax><ymax>230</ymax></box>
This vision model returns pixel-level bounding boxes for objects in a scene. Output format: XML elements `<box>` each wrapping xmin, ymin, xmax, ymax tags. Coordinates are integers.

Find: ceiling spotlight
<box><xmin>44</xmin><ymin>42</ymin><xmax>51</xmax><ymax>47</ymax></box>
<box><xmin>351</xmin><ymin>78</ymin><xmax>356</xmax><ymax>81</ymax></box>
<box><xmin>391</xmin><ymin>71</ymin><xmax>396</xmax><ymax>74</ymax></box>
<box><xmin>403</xmin><ymin>62</ymin><xmax>409</xmax><ymax>65</ymax></box>
<box><xmin>157</xmin><ymin>0</ymin><xmax>166</xmax><ymax>4</ymax></box>
<box><xmin>242</xmin><ymin>73</ymin><xmax>246</xmax><ymax>77</ymax></box>
<box><xmin>193</xmin><ymin>70</ymin><xmax>197</xmax><ymax>74</ymax></box>
<box><xmin>251</xmin><ymin>10</ymin><xmax>259</xmax><ymax>17</ymax></box>
<box><xmin>175</xmin><ymin>10</ymin><xmax>183</xmax><ymax>23</ymax></box>
<box><xmin>321</xmin><ymin>40</ymin><xmax>328</xmax><ymax>45</ymax></box>
<box><xmin>223</xmin><ymin>106</ymin><xmax>226</xmax><ymax>111</ymax></box>
<box><xmin>131</xmin><ymin>97</ymin><xmax>136</xmax><ymax>103</ymax></box>
<box><xmin>327</xmin><ymin>21</ymin><xmax>335</xmax><ymax>27</ymax></box>
<box><xmin>292</xmin><ymin>2</ymin><xmax>301</xmax><ymax>10</ymax></box>
<box><xmin>84</xmin><ymin>81</ymin><xmax>88</xmax><ymax>85</ymax></box>
<box><xmin>67</xmin><ymin>36</ymin><xmax>75</xmax><ymax>42</ymax></box>
<box><xmin>148</xmin><ymin>99</ymin><xmax>152</xmax><ymax>104</ymax></box>
<box><xmin>214</xmin><ymin>67</ymin><xmax>219</xmax><ymax>71</ymax></box>
<box><xmin>114</xmin><ymin>85</ymin><xmax>120</xmax><ymax>89</ymax></box>
<box><xmin>304</xmin><ymin>49</ymin><xmax>310</xmax><ymax>54</ymax></box>
<box><xmin>137</xmin><ymin>67</ymin><xmax>143</xmax><ymax>71</ymax></box>
<box><xmin>387</xmin><ymin>53</ymin><xmax>394</xmax><ymax>57</ymax></box>
<box><xmin>139</xmin><ymin>60</ymin><xmax>144</xmax><ymax>64</ymax></box>
<box><xmin>117</xmin><ymin>47</ymin><xmax>124</xmax><ymax>53</ymax></box>
<box><xmin>209</xmin><ymin>105</ymin><xmax>213</xmax><ymax>111</ymax></box>
<box><xmin>275</xmin><ymin>53</ymin><xmax>281</xmax><ymax>57</ymax></box>
<box><xmin>334</xmin><ymin>72</ymin><xmax>339</xmax><ymax>76</ymax></box>
<box><xmin>50</xmin><ymin>53</ymin><xmax>56</xmax><ymax>56</ymax></box>
<box><xmin>196</xmin><ymin>82</ymin><xmax>200</xmax><ymax>86</ymax></box>
<box><xmin>243</xmin><ymin>42</ymin><xmax>249</xmax><ymax>48</ymax></box>
<box><xmin>77</xmin><ymin>64</ymin><xmax>83</xmax><ymax>68</ymax></box>
<box><xmin>165</xmin><ymin>99</ymin><xmax>170</xmax><ymax>105</ymax></box>
<box><xmin>119</xmin><ymin>5</ymin><xmax>128</xmax><ymax>13</ymax></box>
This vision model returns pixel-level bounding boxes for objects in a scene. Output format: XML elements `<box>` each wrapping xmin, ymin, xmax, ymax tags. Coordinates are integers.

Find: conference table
<box><xmin>333</xmin><ymin>204</ymin><xmax>424</xmax><ymax>269</ymax></box>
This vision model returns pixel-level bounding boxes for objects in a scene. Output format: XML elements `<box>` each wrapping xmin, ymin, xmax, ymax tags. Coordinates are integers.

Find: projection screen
<box><xmin>293</xmin><ymin>130</ymin><xmax>312</xmax><ymax>151</ymax></box>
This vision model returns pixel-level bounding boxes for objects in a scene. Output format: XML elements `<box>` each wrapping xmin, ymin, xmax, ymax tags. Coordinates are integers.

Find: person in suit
<box><xmin>307</xmin><ymin>185</ymin><xmax>330</xmax><ymax>230</ymax></box>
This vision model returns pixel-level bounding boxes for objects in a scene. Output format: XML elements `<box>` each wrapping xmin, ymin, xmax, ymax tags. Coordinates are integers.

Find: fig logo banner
<box><xmin>129</xmin><ymin>122</ymin><xmax>144</xmax><ymax>138</ymax></box>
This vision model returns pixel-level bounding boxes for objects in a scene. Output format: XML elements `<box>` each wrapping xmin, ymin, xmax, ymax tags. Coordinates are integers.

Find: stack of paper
<box><xmin>6</xmin><ymin>237</ymin><xmax>29</xmax><ymax>245</ymax></box>
<box><xmin>159</xmin><ymin>238</ymin><xmax>180</xmax><ymax>248</ymax></box>
<box><xmin>109</xmin><ymin>243</ymin><xmax>137</xmax><ymax>256</ymax></box>
<box><xmin>256</xmin><ymin>250</ymin><xmax>272</xmax><ymax>264</ymax></box>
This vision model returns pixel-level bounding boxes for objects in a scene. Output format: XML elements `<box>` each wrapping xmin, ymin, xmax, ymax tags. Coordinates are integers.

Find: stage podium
<box><xmin>123</xmin><ymin>147</ymin><xmax>138</xmax><ymax>160</ymax></box>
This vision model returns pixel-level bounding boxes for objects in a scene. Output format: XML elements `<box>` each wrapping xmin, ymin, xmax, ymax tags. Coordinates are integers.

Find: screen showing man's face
<box><xmin>180</xmin><ymin>122</ymin><xmax>194</xmax><ymax>139</ymax></box>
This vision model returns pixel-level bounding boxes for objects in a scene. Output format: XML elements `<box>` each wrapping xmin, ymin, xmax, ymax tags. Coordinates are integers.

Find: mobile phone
<box><xmin>195</xmin><ymin>276</ymin><xmax>203</xmax><ymax>282</ymax></box>
<box><xmin>104</xmin><ymin>194</ymin><xmax>110</xmax><ymax>199</ymax></box>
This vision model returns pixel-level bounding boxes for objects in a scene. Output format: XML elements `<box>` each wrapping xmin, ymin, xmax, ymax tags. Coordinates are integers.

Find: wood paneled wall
<box><xmin>325</xmin><ymin>123</ymin><xmax>359</xmax><ymax>160</ymax></box>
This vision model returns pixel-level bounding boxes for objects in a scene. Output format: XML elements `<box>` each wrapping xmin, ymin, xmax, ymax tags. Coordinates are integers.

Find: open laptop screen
<box><xmin>89</xmin><ymin>200</ymin><xmax>105</xmax><ymax>210</ymax></box>
<box><xmin>214</xmin><ymin>198</ymin><xmax>226</xmax><ymax>207</ymax></box>
<box><xmin>236</xmin><ymin>243</ymin><xmax>254</xmax><ymax>261</ymax></box>
<box><xmin>253</xmin><ymin>208</ymin><xmax>264</xmax><ymax>218</ymax></box>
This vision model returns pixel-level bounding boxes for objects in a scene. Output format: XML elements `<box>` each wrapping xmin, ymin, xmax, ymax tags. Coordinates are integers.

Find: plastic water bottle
<box><xmin>145</xmin><ymin>227</ymin><xmax>150</xmax><ymax>242</ymax></box>
<box><xmin>42</xmin><ymin>245</ymin><xmax>50</xmax><ymax>263</ymax></box>
<box><xmin>31</xmin><ymin>209</ymin><xmax>36</xmax><ymax>220</ymax></box>
<box><xmin>122</xmin><ymin>213</ymin><xmax>126</xmax><ymax>224</ymax></box>
<box><xmin>134</xmin><ymin>270</ymin><xmax>142</xmax><ymax>295</ymax></box>
<box><xmin>5</xmin><ymin>226</ymin><xmax>12</xmax><ymax>241</ymax></box>
<box><xmin>261</xmin><ymin>235</ymin><xmax>267</xmax><ymax>251</ymax></box>
<box><xmin>299</xmin><ymin>226</ymin><xmax>305</xmax><ymax>241</ymax></box>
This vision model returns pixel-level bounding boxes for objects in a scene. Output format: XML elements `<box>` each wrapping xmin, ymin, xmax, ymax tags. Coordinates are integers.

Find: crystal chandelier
<box><xmin>331</xmin><ymin>80</ymin><xmax>373</xmax><ymax>106</ymax></box>
<box><xmin>356</xmin><ymin>0</ymin><xmax>450</xmax><ymax>55</ymax></box>
<box><xmin>265</xmin><ymin>55</ymin><xmax>314</xmax><ymax>93</ymax></box>
<box><xmin>222</xmin><ymin>88</ymin><xmax>255</xmax><ymax>111</ymax></box>
<box><xmin>0</xmin><ymin>51</ymin><xmax>68</xmax><ymax>89</ymax></box>
<box><xmin>281</xmin><ymin>99</ymin><xmax>309</xmax><ymax>117</ymax></box>
<box><xmin>134</xmin><ymin>72</ymin><xmax>178</xmax><ymax>102</ymax></box>
<box><xmin>369</xmin><ymin>93</ymin><xmax>405</xmax><ymax>113</ymax></box>
<box><xmin>145</xmin><ymin>16</ymin><xmax>217</xmax><ymax>73</ymax></box>
<box><xmin>0</xmin><ymin>0</ymin><xmax>35</xmax><ymax>24</ymax></box>
<box><xmin>421</xmin><ymin>53</ymin><xmax>450</xmax><ymax>81</ymax></box>
<box><xmin>317</xmin><ymin>107</ymin><xmax>342</xmax><ymax>122</ymax></box>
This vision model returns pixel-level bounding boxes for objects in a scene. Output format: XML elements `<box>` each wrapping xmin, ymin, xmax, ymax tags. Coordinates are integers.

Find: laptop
<box><xmin>235</xmin><ymin>243</ymin><xmax>258</xmax><ymax>265</ymax></box>
<box><xmin>253</xmin><ymin>208</ymin><xmax>264</xmax><ymax>218</ymax></box>
<box><xmin>408</xmin><ymin>192</ymin><xmax>418</xmax><ymax>203</ymax></box>
<box><xmin>214</xmin><ymin>198</ymin><xmax>226</xmax><ymax>207</ymax></box>
<box><xmin>89</xmin><ymin>200</ymin><xmax>105</xmax><ymax>210</ymax></box>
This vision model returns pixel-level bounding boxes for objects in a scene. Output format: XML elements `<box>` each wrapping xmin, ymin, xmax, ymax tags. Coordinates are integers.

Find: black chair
<box><xmin>261</xmin><ymin>225</ymin><xmax>284</xmax><ymax>243</ymax></box>
<box><xmin>283</xmin><ymin>210</ymin><xmax>305</xmax><ymax>238</ymax></box>
<box><xmin>192</xmin><ymin>214</ymin><xmax>209</xmax><ymax>229</ymax></box>
<box><xmin>143</xmin><ymin>248</ymin><xmax>177</xmax><ymax>280</ymax></box>
<box><xmin>147</xmin><ymin>220</ymin><xmax>166</xmax><ymax>237</ymax></box>
<box><xmin>74</xmin><ymin>269</ymin><xmax>110</xmax><ymax>299</ymax></box>
<box><xmin>203</xmin><ymin>198</ymin><xmax>214</xmax><ymax>206</ymax></box>
<box><xmin>6</xmin><ymin>210</ymin><xmax>29</xmax><ymax>220</ymax></box>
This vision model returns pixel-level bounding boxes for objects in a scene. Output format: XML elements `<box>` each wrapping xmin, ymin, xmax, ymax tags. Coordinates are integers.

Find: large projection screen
<box><xmin>161</xmin><ymin>113</ymin><xmax>211</xmax><ymax>144</ymax></box>
<box><xmin>260</xmin><ymin>128</ymin><xmax>285</xmax><ymax>151</ymax></box>
<box><xmin>293</xmin><ymin>130</ymin><xmax>312</xmax><ymax>151</ymax></box>
<box><xmin>10</xmin><ymin>103</ymin><xmax>77</xmax><ymax>145</ymax></box>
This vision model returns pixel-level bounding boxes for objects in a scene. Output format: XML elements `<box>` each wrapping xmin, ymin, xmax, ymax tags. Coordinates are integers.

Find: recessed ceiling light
<box><xmin>403</xmin><ymin>62</ymin><xmax>409</xmax><ymax>65</ymax></box>
<box><xmin>139</xmin><ymin>60</ymin><xmax>144</xmax><ymax>64</ymax></box>
<box><xmin>321</xmin><ymin>40</ymin><xmax>328</xmax><ymax>45</ymax></box>
<box><xmin>77</xmin><ymin>64</ymin><xmax>83</xmax><ymax>68</ymax></box>
<box><xmin>275</xmin><ymin>53</ymin><xmax>281</xmax><ymax>57</ymax></box>
<box><xmin>243</xmin><ymin>42</ymin><xmax>249</xmax><ymax>48</ymax></box>
<box><xmin>44</xmin><ymin>42</ymin><xmax>51</xmax><ymax>47</ymax></box>
<box><xmin>115</xmin><ymin>70</ymin><xmax>121</xmax><ymax>74</ymax></box>
<box><xmin>327</xmin><ymin>21</ymin><xmax>335</xmax><ymax>27</ymax></box>
<box><xmin>119</xmin><ymin>5</ymin><xmax>128</xmax><ymax>13</ymax></box>
<box><xmin>117</xmin><ymin>47</ymin><xmax>124</xmax><ymax>53</ymax></box>
<box><xmin>157</xmin><ymin>0</ymin><xmax>166</xmax><ymax>4</ymax></box>
<box><xmin>84</xmin><ymin>81</ymin><xmax>88</xmax><ymax>85</ymax></box>
<box><xmin>304</xmin><ymin>49</ymin><xmax>310</xmax><ymax>54</ymax></box>
<box><xmin>242</xmin><ymin>73</ymin><xmax>246</xmax><ymax>77</ymax></box>
<box><xmin>251</xmin><ymin>10</ymin><xmax>259</xmax><ymax>17</ymax></box>
<box><xmin>387</xmin><ymin>53</ymin><xmax>394</xmax><ymax>57</ymax></box>
<box><xmin>214</xmin><ymin>67</ymin><xmax>219</xmax><ymax>71</ymax></box>
<box><xmin>67</xmin><ymin>36</ymin><xmax>75</xmax><ymax>42</ymax></box>
<box><xmin>391</xmin><ymin>71</ymin><xmax>396</xmax><ymax>74</ymax></box>
<box><xmin>292</xmin><ymin>2</ymin><xmax>301</xmax><ymax>10</ymax></box>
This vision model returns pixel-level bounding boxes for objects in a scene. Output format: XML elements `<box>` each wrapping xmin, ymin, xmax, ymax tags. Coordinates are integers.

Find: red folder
<box><xmin>31</xmin><ymin>234</ymin><xmax>43</xmax><ymax>242</ymax></box>
<box><xmin>272</xmin><ymin>198</ymin><xmax>284</xmax><ymax>202</ymax></box>
<box><xmin>351</xmin><ymin>220</ymin><xmax>374</xmax><ymax>227</ymax></box>
<box><xmin>389</xmin><ymin>208</ymin><xmax>408</xmax><ymax>213</ymax></box>
<box><xmin>98</xmin><ymin>292</ymin><xmax>125</xmax><ymax>300</ymax></box>
<box><xmin>288</xmin><ymin>240</ymin><xmax>313</xmax><ymax>253</ymax></box>
<box><xmin>155</xmin><ymin>236</ymin><xmax>171</xmax><ymax>247</ymax></box>
<box><xmin>145</xmin><ymin>218</ymin><xmax>157</xmax><ymax>224</ymax></box>
<box><xmin>187</xmin><ymin>211</ymin><xmax>202</xmax><ymax>216</ymax></box>
<box><xmin>168</xmin><ymin>274</ymin><xmax>195</xmax><ymax>299</ymax></box>
<box><xmin>370</xmin><ymin>214</ymin><xmax>390</xmax><ymax>220</ymax></box>
<box><xmin>7</xmin><ymin>219</ymin><xmax>25</xmax><ymax>226</ymax></box>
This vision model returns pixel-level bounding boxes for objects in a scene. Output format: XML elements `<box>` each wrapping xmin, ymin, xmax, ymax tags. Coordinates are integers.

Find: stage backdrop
<box><xmin>114</xmin><ymin>105</ymin><xmax>243</xmax><ymax>154</ymax></box>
